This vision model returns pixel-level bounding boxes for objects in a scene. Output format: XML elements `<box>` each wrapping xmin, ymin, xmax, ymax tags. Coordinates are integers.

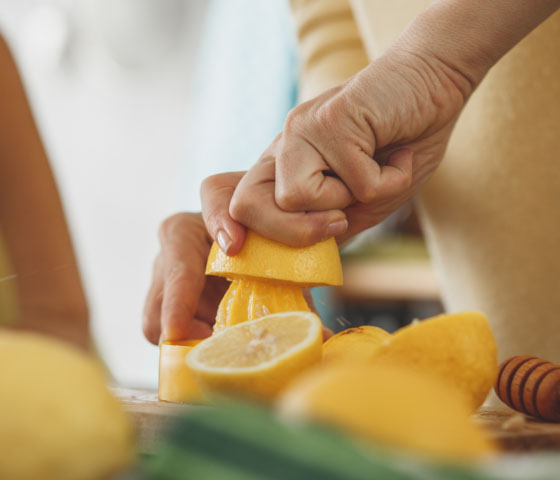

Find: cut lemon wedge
<box><xmin>158</xmin><ymin>340</ymin><xmax>203</xmax><ymax>404</ymax></box>
<box><xmin>186</xmin><ymin>311</ymin><xmax>323</xmax><ymax>401</ymax></box>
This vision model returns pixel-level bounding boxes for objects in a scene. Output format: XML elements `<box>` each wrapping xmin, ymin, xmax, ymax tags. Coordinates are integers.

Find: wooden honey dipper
<box><xmin>495</xmin><ymin>356</ymin><xmax>560</xmax><ymax>421</ymax></box>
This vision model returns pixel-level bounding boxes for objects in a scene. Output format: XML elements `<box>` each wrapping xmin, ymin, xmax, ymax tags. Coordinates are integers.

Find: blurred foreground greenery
<box><xmin>138</xmin><ymin>402</ymin><xmax>560</xmax><ymax>480</ymax></box>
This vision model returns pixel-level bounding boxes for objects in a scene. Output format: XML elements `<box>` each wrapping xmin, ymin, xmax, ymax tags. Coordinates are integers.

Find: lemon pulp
<box><xmin>187</xmin><ymin>312</ymin><xmax>323</xmax><ymax>400</ymax></box>
<box><xmin>214</xmin><ymin>279</ymin><xmax>310</xmax><ymax>332</ymax></box>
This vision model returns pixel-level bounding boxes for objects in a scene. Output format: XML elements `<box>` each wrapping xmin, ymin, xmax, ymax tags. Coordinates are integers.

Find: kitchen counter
<box><xmin>113</xmin><ymin>387</ymin><xmax>560</xmax><ymax>455</ymax></box>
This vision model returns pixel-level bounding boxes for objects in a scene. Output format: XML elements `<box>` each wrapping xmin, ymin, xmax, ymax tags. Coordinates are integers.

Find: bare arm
<box><xmin>221</xmin><ymin>1</ymin><xmax>560</xmax><ymax>245</ymax></box>
<box><xmin>393</xmin><ymin>0</ymin><xmax>560</xmax><ymax>98</ymax></box>
<box><xmin>0</xmin><ymin>35</ymin><xmax>89</xmax><ymax>349</ymax></box>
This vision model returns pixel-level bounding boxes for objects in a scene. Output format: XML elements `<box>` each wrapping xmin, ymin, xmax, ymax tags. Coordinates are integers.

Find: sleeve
<box><xmin>0</xmin><ymin>34</ymin><xmax>89</xmax><ymax>348</ymax></box>
<box><xmin>290</xmin><ymin>0</ymin><xmax>370</xmax><ymax>102</ymax></box>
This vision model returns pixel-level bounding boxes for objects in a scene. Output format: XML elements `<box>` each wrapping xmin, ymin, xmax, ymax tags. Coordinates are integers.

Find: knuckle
<box><xmin>394</xmin><ymin>174</ymin><xmax>411</xmax><ymax>193</ymax></box>
<box><xmin>293</xmin><ymin>219</ymin><xmax>324</xmax><ymax>247</ymax></box>
<box><xmin>276</xmin><ymin>181</ymin><xmax>314</xmax><ymax>212</ymax></box>
<box><xmin>314</xmin><ymin>104</ymin><xmax>339</xmax><ymax>131</ymax></box>
<box><xmin>313</xmin><ymin>94</ymin><xmax>346</xmax><ymax>131</ymax></box>
<box><xmin>200</xmin><ymin>173</ymin><xmax>221</xmax><ymax>193</ymax></box>
<box><xmin>352</xmin><ymin>180</ymin><xmax>378</xmax><ymax>204</ymax></box>
<box><xmin>229</xmin><ymin>193</ymin><xmax>252</xmax><ymax>224</ymax></box>
<box><xmin>283</xmin><ymin>103</ymin><xmax>307</xmax><ymax>134</ymax></box>
<box><xmin>142</xmin><ymin>315</ymin><xmax>160</xmax><ymax>344</ymax></box>
<box><xmin>164</xmin><ymin>262</ymin><xmax>200</xmax><ymax>294</ymax></box>
<box><xmin>167</xmin><ymin>261</ymin><xmax>186</xmax><ymax>280</ymax></box>
<box><xmin>158</xmin><ymin>212</ymin><xmax>202</xmax><ymax>245</ymax></box>
<box><xmin>202</xmin><ymin>210</ymin><xmax>221</xmax><ymax>236</ymax></box>
<box><xmin>158</xmin><ymin>214</ymin><xmax>178</xmax><ymax>243</ymax></box>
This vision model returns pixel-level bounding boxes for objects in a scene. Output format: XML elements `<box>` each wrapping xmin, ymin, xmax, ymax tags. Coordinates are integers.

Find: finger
<box><xmin>335</xmin><ymin>151</ymin><xmax>415</xmax><ymax>245</ymax></box>
<box><xmin>373</xmin><ymin>148</ymin><xmax>413</xmax><ymax>199</ymax></box>
<box><xmin>188</xmin><ymin>318</ymin><xmax>214</xmax><ymax>340</ymax></box>
<box><xmin>303</xmin><ymin>289</ymin><xmax>333</xmax><ymax>340</ymax></box>
<box><xmin>330</xmin><ymin>147</ymin><xmax>385</xmax><ymax>204</ymax></box>
<box><xmin>304</xmin><ymin>106</ymin><xmax>382</xmax><ymax>204</ymax></box>
<box><xmin>160</xmin><ymin>261</ymin><xmax>206</xmax><ymax>341</ymax></box>
<box><xmin>229</xmin><ymin>159</ymin><xmax>349</xmax><ymax>247</ymax></box>
<box><xmin>142</xmin><ymin>261</ymin><xmax>164</xmax><ymax>345</ymax></box>
<box><xmin>302</xmin><ymin>288</ymin><xmax>317</xmax><ymax>313</ymax></box>
<box><xmin>194</xmin><ymin>276</ymin><xmax>229</xmax><ymax>324</ymax></box>
<box><xmin>322</xmin><ymin>325</ymin><xmax>334</xmax><ymax>341</ymax></box>
<box><xmin>274</xmin><ymin>137</ymin><xmax>354</xmax><ymax>212</ymax></box>
<box><xmin>201</xmin><ymin>172</ymin><xmax>247</xmax><ymax>256</ymax></box>
<box><xmin>328</xmin><ymin>147</ymin><xmax>412</xmax><ymax>204</ymax></box>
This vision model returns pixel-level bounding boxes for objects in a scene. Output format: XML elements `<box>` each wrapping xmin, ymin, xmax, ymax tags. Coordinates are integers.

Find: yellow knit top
<box><xmin>290</xmin><ymin>1</ymin><xmax>560</xmax><ymax>365</ymax></box>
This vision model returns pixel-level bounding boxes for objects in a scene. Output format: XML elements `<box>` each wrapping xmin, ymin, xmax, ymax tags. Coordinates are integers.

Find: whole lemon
<box><xmin>0</xmin><ymin>330</ymin><xmax>134</xmax><ymax>480</ymax></box>
<box><xmin>370</xmin><ymin>312</ymin><xmax>498</xmax><ymax>409</ymax></box>
<box><xmin>278</xmin><ymin>362</ymin><xmax>496</xmax><ymax>461</ymax></box>
<box><xmin>322</xmin><ymin>325</ymin><xmax>390</xmax><ymax>364</ymax></box>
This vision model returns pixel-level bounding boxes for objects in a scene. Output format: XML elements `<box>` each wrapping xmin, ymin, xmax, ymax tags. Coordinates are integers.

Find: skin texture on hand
<box><xmin>209</xmin><ymin>1</ymin><xmax>559</xmax><ymax>249</ymax></box>
<box><xmin>229</xmin><ymin>47</ymin><xmax>465</xmax><ymax>246</ymax></box>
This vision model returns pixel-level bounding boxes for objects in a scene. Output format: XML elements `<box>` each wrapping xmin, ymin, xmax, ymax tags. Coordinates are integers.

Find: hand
<box><xmin>143</xmin><ymin>172</ymin><xmax>333</xmax><ymax>343</ymax></box>
<box><xmin>143</xmin><ymin>210</ymin><xmax>241</xmax><ymax>344</ymax></box>
<box><xmin>227</xmin><ymin>47</ymin><xmax>470</xmax><ymax>246</ymax></box>
<box><xmin>143</xmin><ymin>172</ymin><xmax>332</xmax><ymax>345</ymax></box>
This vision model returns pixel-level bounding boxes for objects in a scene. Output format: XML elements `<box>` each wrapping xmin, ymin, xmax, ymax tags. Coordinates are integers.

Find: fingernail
<box><xmin>326</xmin><ymin>219</ymin><xmax>348</xmax><ymax>238</ymax></box>
<box><xmin>217</xmin><ymin>229</ymin><xmax>232</xmax><ymax>254</ymax></box>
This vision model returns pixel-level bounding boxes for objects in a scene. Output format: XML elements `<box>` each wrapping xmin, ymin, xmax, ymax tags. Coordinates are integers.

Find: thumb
<box><xmin>201</xmin><ymin>172</ymin><xmax>247</xmax><ymax>256</ymax></box>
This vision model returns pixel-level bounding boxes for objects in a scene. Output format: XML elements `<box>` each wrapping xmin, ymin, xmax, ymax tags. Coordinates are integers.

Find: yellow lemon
<box><xmin>278</xmin><ymin>362</ymin><xmax>497</xmax><ymax>461</ymax></box>
<box><xmin>206</xmin><ymin>231</ymin><xmax>342</xmax><ymax>331</ymax></box>
<box><xmin>0</xmin><ymin>330</ymin><xmax>134</xmax><ymax>480</ymax></box>
<box><xmin>186</xmin><ymin>311</ymin><xmax>323</xmax><ymax>401</ymax></box>
<box><xmin>206</xmin><ymin>230</ymin><xmax>342</xmax><ymax>286</ymax></box>
<box><xmin>159</xmin><ymin>339</ymin><xmax>203</xmax><ymax>403</ymax></box>
<box><xmin>322</xmin><ymin>325</ymin><xmax>390</xmax><ymax>364</ymax></box>
<box><xmin>370</xmin><ymin>312</ymin><xmax>498</xmax><ymax>410</ymax></box>
<box><xmin>214</xmin><ymin>278</ymin><xmax>310</xmax><ymax>331</ymax></box>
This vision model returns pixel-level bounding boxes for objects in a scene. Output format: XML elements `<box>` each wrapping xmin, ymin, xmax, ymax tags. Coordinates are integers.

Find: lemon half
<box><xmin>206</xmin><ymin>231</ymin><xmax>342</xmax><ymax>286</ymax></box>
<box><xmin>186</xmin><ymin>311</ymin><xmax>323</xmax><ymax>401</ymax></box>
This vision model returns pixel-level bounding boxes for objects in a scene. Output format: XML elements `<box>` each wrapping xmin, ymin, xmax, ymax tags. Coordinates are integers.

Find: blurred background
<box><xmin>0</xmin><ymin>0</ymin><xmax>441</xmax><ymax>389</ymax></box>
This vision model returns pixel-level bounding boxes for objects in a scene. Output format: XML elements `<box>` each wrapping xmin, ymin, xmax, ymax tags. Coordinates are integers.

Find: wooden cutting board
<box><xmin>112</xmin><ymin>387</ymin><xmax>560</xmax><ymax>455</ymax></box>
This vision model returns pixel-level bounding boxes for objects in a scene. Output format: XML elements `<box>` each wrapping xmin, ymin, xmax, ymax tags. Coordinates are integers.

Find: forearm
<box><xmin>394</xmin><ymin>0</ymin><xmax>560</xmax><ymax>97</ymax></box>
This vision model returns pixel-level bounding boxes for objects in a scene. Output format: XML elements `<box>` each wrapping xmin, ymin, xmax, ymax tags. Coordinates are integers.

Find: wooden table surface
<box><xmin>113</xmin><ymin>387</ymin><xmax>560</xmax><ymax>455</ymax></box>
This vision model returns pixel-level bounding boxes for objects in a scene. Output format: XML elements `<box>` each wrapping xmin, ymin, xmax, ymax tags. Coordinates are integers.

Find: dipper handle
<box><xmin>495</xmin><ymin>355</ymin><xmax>560</xmax><ymax>421</ymax></box>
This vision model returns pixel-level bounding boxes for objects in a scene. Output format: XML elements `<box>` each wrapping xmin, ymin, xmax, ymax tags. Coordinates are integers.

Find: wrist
<box><xmin>392</xmin><ymin>9</ymin><xmax>487</xmax><ymax>101</ymax></box>
<box><xmin>344</xmin><ymin>48</ymin><xmax>467</xmax><ymax>147</ymax></box>
<box><xmin>393</xmin><ymin>0</ymin><xmax>560</xmax><ymax>99</ymax></box>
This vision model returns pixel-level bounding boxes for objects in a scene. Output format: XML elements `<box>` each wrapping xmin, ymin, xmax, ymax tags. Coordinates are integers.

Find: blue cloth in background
<box><xmin>182</xmin><ymin>0</ymin><xmax>298</xmax><ymax>211</ymax></box>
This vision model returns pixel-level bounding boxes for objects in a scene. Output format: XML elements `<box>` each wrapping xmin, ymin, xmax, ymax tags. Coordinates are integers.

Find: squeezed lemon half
<box><xmin>206</xmin><ymin>231</ymin><xmax>342</xmax><ymax>331</ymax></box>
